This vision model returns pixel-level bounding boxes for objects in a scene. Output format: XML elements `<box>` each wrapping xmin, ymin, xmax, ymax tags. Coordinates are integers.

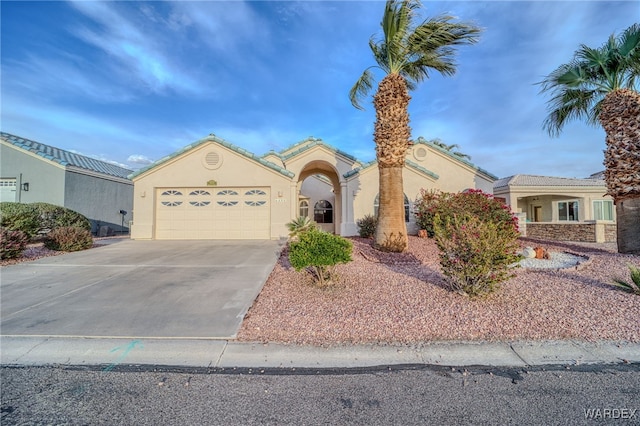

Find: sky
<box><xmin>1</xmin><ymin>1</ymin><xmax>638</xmax><ymax>179</ymax></box>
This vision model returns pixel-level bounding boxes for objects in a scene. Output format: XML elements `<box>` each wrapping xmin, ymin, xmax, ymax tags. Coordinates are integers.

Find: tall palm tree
<box><xmin>350</xmin><ymin>0</ymin><xmax>480</xmax><ymax>252</ymax></box>
<box><xmin>539</xmin><ymin>23</ymin><xmax>640</xmax><ymax>254</ymax></box>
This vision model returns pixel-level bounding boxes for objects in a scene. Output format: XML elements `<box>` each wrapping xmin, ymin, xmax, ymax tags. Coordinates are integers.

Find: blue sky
<box><xmin>2</xmin><ymin>1</ymin><xmax>637</xmax><ymax>178</ymax></box>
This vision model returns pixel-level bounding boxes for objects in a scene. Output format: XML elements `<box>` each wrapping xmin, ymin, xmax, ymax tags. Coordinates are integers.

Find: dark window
<box><xmin>314</xmin><ymin>200</ymin><xmax>333</xmax><ymax>223</ymax></box>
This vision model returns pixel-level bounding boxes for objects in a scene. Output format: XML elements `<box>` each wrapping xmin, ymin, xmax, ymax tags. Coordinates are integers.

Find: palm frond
<box><xmin>539</xmin><ymin>23</ymin><xmax>640</xmax><ymax>136</ymax></box>
<box><xmin>611</xmin><ymin>264</ymin><xmax>640</xmax><ymax>295</ymax></box>
<box><xmin>349</xmin><ymin>68</ymin><xmax>376</xmax><ymax>110</ymax></box>
<box><xmin>542</xmin><ymin>88</ymin><xmax>600</xmax><ymax>136</ymax></box>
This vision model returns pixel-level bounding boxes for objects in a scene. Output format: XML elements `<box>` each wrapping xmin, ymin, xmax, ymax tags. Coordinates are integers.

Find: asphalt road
<box><xmin>2</xmin><ymin>364</ymin><xmax>639</xmax><ymax>425</ymax></box>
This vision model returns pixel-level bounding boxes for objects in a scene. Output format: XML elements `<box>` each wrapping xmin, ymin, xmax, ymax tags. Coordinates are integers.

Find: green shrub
<box><xmin>0</xmin><ymin>227</ymin><xmax>29</xmax><ymax>260</ymax></box>
<box><xmin>356</xmin><ymin>214</ymin><xmax>377</xmax><ymax>238</ymax></box>
<box><xmin>0</xmin><ymin>202</ymin><xmax>91</xmax><ymax>238</ymax></box>
<box><xmin>0</xmin><ymin>202</ymin><xmax>40</xmax><ymax>238</ymax></box>
<box><xmin>288</xmin><ymin>229</ymin><xmax>353</xmax><ymax>286</ymax></box>
<box><xmin>414</xmin><ymin>189</ymin><xmax>518</xmax><ymax>238</ymax></box>
<box><xmin>612</xmin><ymin>264</ymin><xmax>640</xmax><ymax>295</ymax></box>
<box><xmin>434</xmin><ymin>213</ymin><xmax>521</xmax><ymax>298</ymax></box>
<box><xmin>44</xmin><ymin>226</ymin><xmax>94</xmax><ymax>252</ymax></box>
<box><xmin>31</xmin><ymin>203</ymin><xmax>91</xmax><ymax>233</ymax></box>
<box><xmin>286</xmin><ymin>216</ymin><xmax>317</xmax><ymax>240</ymax></box>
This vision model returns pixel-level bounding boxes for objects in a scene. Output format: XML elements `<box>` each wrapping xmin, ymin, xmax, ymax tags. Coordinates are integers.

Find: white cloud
<box><xmin>127</xmin><ymin>154</ymin><xmax>154</xmax><ymax>165</ymax></box>
<box><xmin>68</xmin><ymin>0</ymin><xmax>206</xmax><ymax>96</ymax></box>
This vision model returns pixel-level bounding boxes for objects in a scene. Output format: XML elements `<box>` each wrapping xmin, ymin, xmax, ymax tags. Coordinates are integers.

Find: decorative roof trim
<box><xmin>413</xmin><ymin>140</ymin><xmax>498</xmax><ymax>180</ymax></box>
<box><xmin>343</xmin><ymin>160</ymin><xmax>439</xmax><ymax>180</ymax></box>
<box><xmin>271</xmin><ymin>137</ymin><xmax>361</xmax><ymax>164</ymax></box>
<box><xmin>129</xmin><ymin>134</ymin><xmax>295</xmax><ymax>179</ymax></box>
<box><xmin>1</xmin><ymin>132</ymin><xmax>133</xmax><ymax>179</ymax></box>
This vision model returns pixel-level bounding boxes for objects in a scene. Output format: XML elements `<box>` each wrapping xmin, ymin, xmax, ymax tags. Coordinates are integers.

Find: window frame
<box><xmin>592</xmin><ymin>199</ymin><xmax>614</xmax><ymax>221</ymax></box>
<box><xmin>313</xmin><ymin>200</ymin><xmax>333</xmax><ymax>224</ymax></box>
<box><xmin>557</xmin><ymin>200</ymin><xmax>580</xmax><ymax>222</ymax></box>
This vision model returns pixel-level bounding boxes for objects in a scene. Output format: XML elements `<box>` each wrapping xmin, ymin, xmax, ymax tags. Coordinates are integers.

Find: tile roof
<box><xmin>1</xmin><ymin>132</ymin><xmax>133</xmax><ymax>179</ymax></box>
<box><xmin>493</xmin><ymin>174</ymin><xmax>605</xmax><ymax>189</ymax></box>
<box><xmin>129</xmin><ymin>134</ymin><xmax>295</xmax><ymax>179</ymax></box>
<box><xmin>273</xmin><ymin>137</ymin><xmax>361</xmax><ymax>163</ymax></box>
<box><xmin>343</xmin><ymin>159</ymin><xmax>440</xmax><ymax>180</ymax></box>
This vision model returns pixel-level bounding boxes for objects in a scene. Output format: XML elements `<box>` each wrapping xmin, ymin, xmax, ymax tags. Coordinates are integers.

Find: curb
<box><xmin>2</xmin><ymin>336</ymin><xmax>639</xmax><ymax>369</ymax></box>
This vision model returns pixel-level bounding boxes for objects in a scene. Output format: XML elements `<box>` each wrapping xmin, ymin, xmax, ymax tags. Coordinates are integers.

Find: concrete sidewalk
<box><xmin>2</xmin><ymin>336</ymin><xmax>639</xmax><ymax>369</ymax></box>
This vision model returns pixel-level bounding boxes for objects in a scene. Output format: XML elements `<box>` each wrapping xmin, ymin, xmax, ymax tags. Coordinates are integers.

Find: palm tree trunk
<box><xmin>373</xmin><ymin>73</ymin><xmax>411</xmax><ymax>252</ymax></box>
<box><xmin>375</xmin><ymin>166</ymin><xmax>408</xmax><ymax>251</ymax></box>
<box><xmin>616</xmin><ymin>198</ymin><xmax>640</xmax><ymax>254</ymax></box>
<box><xmin>600</xmin><ymin>88</ymin><xmax>640</xmax><ymax>254</ymax></box>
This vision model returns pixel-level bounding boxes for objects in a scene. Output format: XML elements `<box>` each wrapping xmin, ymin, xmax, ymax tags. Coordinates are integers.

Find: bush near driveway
<box><xmin>0</xmin><ymin>227</ymin><xmax>30</xmax><ymax>260</ymax></box>
<box><xmin>44</xmin><ymin>226</ymin><xmax>93</xmax><ymax>252</ymax></box>
<box><xmin>0</xmin><ymin>202</ymin><xmax>90</xmax><ymax>238</ymax></box>
<box><xmin>0</xmin><ymin>202</ymin><xmax>40</xmax><ymax>238</ymax></box>
<box><xmin>288</xmin><ymin>229</ymin><xmax>353</xmax><ymax>286</ymax></box>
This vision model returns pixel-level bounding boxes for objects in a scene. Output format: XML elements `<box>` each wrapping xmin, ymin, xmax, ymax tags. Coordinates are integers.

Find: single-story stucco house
<box><xmin>129</xmin><ymin>134</ymin><xmax>497</xmax><ymax>240</ymax></box>
<box><xmin>493</xmin><ymin>172</ymin><xmax>616</xmax><ymax>242</ymax></box>
<box><xmin>0</xmin><ymin>132</ymin><xmax>134</xmax><ymax>234</ymax></box>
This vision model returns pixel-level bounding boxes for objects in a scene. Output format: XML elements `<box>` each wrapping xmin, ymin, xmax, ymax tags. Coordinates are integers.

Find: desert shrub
<box><xmin>31</xmin><ymin>203</ymin><xmax>91</xmax><ymax>233</ymax></box>
<box><xmin>0</xmin><ymin>202</ymin><xmax>40</xmax><ymax>238</ymax></box>
<box><xmin>288</xmin><ymin>229</ymin><xmax>353</xmax><ymax>286</ymax></box>
<box><xmin>44</xmin><ymin>226</ymin><xmax>93</xmax><ymax>252</ymax></box>
<box><xmin>434</xmin><ymin>213</ymin><xmax>521</xmax><ymax>298</ymax></box>
<box><xmin>414</xmin><ymin>189</ymin><xmax>518</xmax><ymax>237</ymax></box>
<box><xmin>286</xmin><ymin>216</ymin><xmax>317</xmax><ymax>240</ymax></box>
<box><xmin>0</xmin><ymin>227</ymin><xmax>29</xmax><ymax>260</ymax></box>
<box><xmin>356</xmin><ymin>214</ymin><xmax>377</xmax><ymax>238</ymax></box>
<box><xmin>612</xmin><ymin>264</ymin><xmax>640</xmax><ymax>295</ymax></box>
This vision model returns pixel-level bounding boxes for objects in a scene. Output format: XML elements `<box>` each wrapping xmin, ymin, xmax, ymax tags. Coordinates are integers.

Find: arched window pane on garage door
<box><xmin>299</xmin><ymin>200</ymin><xmax>309</xmax><ymax>218</ymax></box>
<box><xmin>314</xmin><ymin>200</ymin><xmax>333</xmax><ymax>223</ymax></box>
<box><xmin>374</xmin><ymin>194</ymin><xmax>410</xmax><ymax>222</ymax></box>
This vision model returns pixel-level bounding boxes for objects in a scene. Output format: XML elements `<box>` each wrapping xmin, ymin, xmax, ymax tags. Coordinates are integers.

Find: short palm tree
<box><xmin>539</xmin><ymin>23</ymin><xmax>640</xmax><ymax>254</ymax></box>
<box><xmin>349</xmin><ymin>0</ymin><xmax>480</xmax><ymax>252</ymax></box>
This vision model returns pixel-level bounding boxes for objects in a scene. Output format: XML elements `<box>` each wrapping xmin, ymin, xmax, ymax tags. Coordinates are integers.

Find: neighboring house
<box><xmin>493</xmin><ymin>173</ymin><xmax>616</xmax><ymax>242</ymax></box>
<box><xmin>129</xmin><ymin>134</ymin><xmax>496</xmax><ymax>240</ymax></box>
<box><xmin>0</xmin><ymin>132</ymin><xmax>134</xmax><ymax>234</ymax></box>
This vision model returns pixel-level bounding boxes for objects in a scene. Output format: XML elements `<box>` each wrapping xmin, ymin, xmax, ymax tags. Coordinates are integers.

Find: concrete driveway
<box><xmin>1</xmin><ymin>239</ymin><xmax>283</xmax><ymax>339</ymax></box>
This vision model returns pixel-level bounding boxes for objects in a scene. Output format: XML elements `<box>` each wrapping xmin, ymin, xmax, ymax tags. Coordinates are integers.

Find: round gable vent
<box><xmin>413</xmin><ymin>146</ymin><xmax>428</xmax><ymax>162</ymax></box>
<box><xmin>203</xmin><ymin>151</ymin><xmax>223</xmax><ymax>170</ymax></box>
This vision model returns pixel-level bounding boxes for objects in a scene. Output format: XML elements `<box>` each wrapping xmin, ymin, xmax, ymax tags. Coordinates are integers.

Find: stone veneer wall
<box><xmin>526</xmin><ymin>222</ymin><xmax>616</xmax><ymax>243</ymax></box>
<box><xmin>605</xmin><ymin>224</ymin><xmax>617</xmax><ymax>242</ymax></box>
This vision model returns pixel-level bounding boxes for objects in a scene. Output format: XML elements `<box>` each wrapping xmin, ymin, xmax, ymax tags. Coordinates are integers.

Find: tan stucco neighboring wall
<box><xmin>131</xmin><ymin>142</ymin><xmax>292</xmax><ymax>239</ymax></box>
<box><xmin>494</xmin><ymin>185</ymin><xmax>615</xmax><ymax>222</ymax></box>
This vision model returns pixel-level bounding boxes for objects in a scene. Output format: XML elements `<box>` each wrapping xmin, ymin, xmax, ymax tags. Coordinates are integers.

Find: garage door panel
<box><xmin>155</xmin><ymin>187</ymin><xmax>270</xmax><ymax>240</ymax></box>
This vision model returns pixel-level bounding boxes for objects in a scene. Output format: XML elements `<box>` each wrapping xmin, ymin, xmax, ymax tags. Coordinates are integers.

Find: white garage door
<box><xmin>155</xmin><ymin>187</ymin><xmax>270</xmax><ymax>239</ymax></box>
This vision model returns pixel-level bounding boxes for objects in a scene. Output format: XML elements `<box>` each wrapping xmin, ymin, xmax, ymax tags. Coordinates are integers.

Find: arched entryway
<box><xmin>296</xmin><ymin>160</ymin><xmax>342</xmax><ymax>234</ymax></box>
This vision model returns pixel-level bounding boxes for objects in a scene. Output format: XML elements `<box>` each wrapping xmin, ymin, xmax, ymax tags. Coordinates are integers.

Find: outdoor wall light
<box><xmin>22</xmin><ymin>182</ymin><xmax>29</xmax><ymax>192</ymax></box>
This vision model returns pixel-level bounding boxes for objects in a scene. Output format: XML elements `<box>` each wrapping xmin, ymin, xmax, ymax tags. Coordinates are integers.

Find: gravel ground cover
<box><xmin>238</xmin><ymin>236</ymin><xmax>640</xmax><ymax>345</ymax></box>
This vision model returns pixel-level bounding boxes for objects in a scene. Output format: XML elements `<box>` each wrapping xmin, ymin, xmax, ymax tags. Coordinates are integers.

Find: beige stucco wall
<box><xmin>131</xmin><ymin>142</ymin><xmax>292</xmax><ymax>239</ymax></box>
<box><xmin>497</xmin><ymin>186</ymin><xmax>615</xmax><ymax>222</ymax></box>
<box><xmin>132</xmin><ymin>139</ymin><xmax>497</xmax><ymax>239</ymax></box>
